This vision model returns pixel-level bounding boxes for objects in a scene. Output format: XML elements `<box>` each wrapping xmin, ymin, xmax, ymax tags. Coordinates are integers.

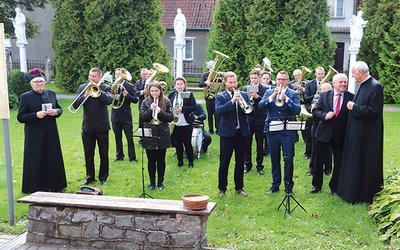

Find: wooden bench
<box><xmin>18</xmin><ymin>192</ymin><xmax>216</xmax><ymax>249</ymax></box>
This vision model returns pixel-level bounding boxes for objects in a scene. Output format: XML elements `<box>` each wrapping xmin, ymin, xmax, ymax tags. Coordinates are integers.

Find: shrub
<box><xmin>8</xmin><ymin>94</ymin><xmax>19</xmax><ymax>110</ymax></box>
<box><xmin>8</xmin><ymin>72</ymin><xmax>31</xmax><ymax>98</ymax></box>
<box><xmin>369</xmin><ymin>173</ymin><xmax>400</xmax><ymax>248</ymax></box>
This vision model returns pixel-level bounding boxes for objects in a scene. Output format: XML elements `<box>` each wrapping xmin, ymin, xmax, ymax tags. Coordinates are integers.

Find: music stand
<box><xmin>134</xmin><ymin>127</ymin><xmax>155</xmax><ymax>199</ymax></box>
<box><xmin>269</xmin><ymin>117</ymin><xmax>307</xmax><ymax>218</ymax></box>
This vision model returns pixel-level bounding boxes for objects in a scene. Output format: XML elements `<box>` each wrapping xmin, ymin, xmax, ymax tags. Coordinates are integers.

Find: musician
<box><xmin>216</xmin><ymin>71</ymin><xmax>251</xmax><ymax>197</ymax></box>
<box><xmin>139</xmin><ymin>82</ymin><xmax>174</xmax><ymax>190</ymax></box>
<box><xmin>310</xmin><ymin>75</ymin><xmax>354</xmax><ymax>194</ymax></box>
<box><xmin>111</xmin><ymin>68</ymin><xmax>138</xmax><ymax>162</ymax></box>
<box><xmin>242</xmin><ymin>69</ymin><xmax>268</xmax><ymax>174</ymax></box>
<box><xmin>134</xmin><ymin>68</ymin><xmax>149</xmax><ymax>146</ymax></box>
<box><xmin>73</xmin><ymin>67</ymin><xmax>113</xmax><ymax>185</ymax></box>
<box><xmin>337</xmin><ymin>61</ymin><xmax>384</xmax><ymax>203</ymax></box>
<box><xmin>192</xmin><ymin>103</ymin><xmax>212</xmax><ymax>154</ymax></box>
<box><xmin>199</xmin><ymin>61</ymin><xmax>220</xmax><ymax>134</ymax></box>
<box><xmin>258</xmin><ymin>71</ymin><xmax>301</xmax><ymax>195</ymax></box>
<box><xmin>260</xmin><ymin>71</ymin><xmax>276</xmax><ymax>88</ymax></box>
<box><xmin>303</xmin><ymin>67</ymin><xmax>325</xmax><ymax>159</ymax></box>
<box><xmin>168</xmin><ymin>77</ymin><xmax>197</xmax><ymax>168</ymax></box>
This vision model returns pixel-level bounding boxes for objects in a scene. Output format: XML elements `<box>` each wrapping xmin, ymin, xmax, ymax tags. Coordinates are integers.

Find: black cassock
<box><xmin>337</xmin><ymin>77</ymin><xmax>384</xmax><ymax>203</ymax></box>
<box><xmin>17</xmin><ymin>89</ymin><xmax>67</xmax><ymax>194</ymax></box>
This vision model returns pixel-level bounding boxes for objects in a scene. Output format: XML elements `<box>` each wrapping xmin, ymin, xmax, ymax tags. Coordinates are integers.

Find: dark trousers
<box><xmin>206</xmin><ymin>99</ymin><xmax>220</xmax><ymax>132</ymax></box>
<box><xmin>112</xmin><ymin>122</ymin><xmax>136</xmax><ymax>160</ymax></box>
<box><xmin>312</xmin><ymin>138</ymin><xmax>343</xmax><ymax>193</ymax></box>
<box><xmin>145</xmin><ymin>148</ymin><xmax>166</xmax><ymax>186</ymax></box>
<box><xmin>303</xmin><ymin>118</ymin><xmax>313</xmax><ymax>157</ymax></box>
<box><xmin>267</xmin><ymin>130</ymin><xmax>296</xmax><ymax>192</ymax></box>
<box><xmin>202</xmin><ymin>130</ymin><xmax>212</xmax><ymax>152</ymax></box>
<box><xmin>81</xmin><ymin>131</ymin><xmax>109</xmax><ymax>182</ymax></box>
<box><xmin>173</xmin><ymin>125</ymin><xmax>194</xmax><ymax>164</ymax></box>
<box><xmin>244</xmin><ymin>124</ymin><xmax>265</xmax><ymax>170</ymax></box>
<box><xmin>218</xmin><ymin>130</ymin><xmax>247</xmax><ymax>191</ymax></box>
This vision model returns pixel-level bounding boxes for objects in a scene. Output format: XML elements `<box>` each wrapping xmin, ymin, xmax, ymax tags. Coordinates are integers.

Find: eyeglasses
<box><xmin>276</xmin><ymin>78</ymin><xmax>289</xmax><ymax>81</ymax></box>
<box><xmin>31</xmin><ymin>80</ymin><xmax>45</xmax><ymax>84</ymax></box>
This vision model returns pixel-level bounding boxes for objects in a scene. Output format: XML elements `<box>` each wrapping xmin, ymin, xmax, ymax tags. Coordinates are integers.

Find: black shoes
<box><xmin>324</xmin><ymin>169</ymin><xmax>332</xmax><ymax>176</ymax></box>
<box><xmin>158</xmin><ymin>183</ymin><xmax>164</xmax><ymax>190</ymax></box>
<box><xmin>82</xmin><ymin>179</ymin><xmax>94</xmax><ymax>185</ymax></box>
<box><xmin>258</xmin><ymin>169</ymin><xmax>265</xmax><ymax>175</ymax></box>
<box><xmin>236</xmin><ymin>189</ymin><xmax>248</xmax><ymax>196</ymax></box>
<box><xmin>219</xmin><ymin>190</ymin><xmax>226</xmax><ymax>197</ymax></box>
<box><xmin>100</xmin><ymin>180</ymin><xmax>106</xmax><ymax>185</ymax></box>
<box><xmin>149</xmin><ymin>185</ymin><xmax>156</xmax><ymax>191</ymax></box>
<box><xmin>178</xmin><ymin>161</ymin><xmax>183</xmax><ymax>167</ymax></box>
<box><xmin>188</xmin><ymin>163</ymin><xmax>194</xmax><ymax>168</ymax></box>
<box><xmin>268</xmin><ymin>187</ymin><xmax>280</xmax><ymax>193</ymax></box>
<box><xmin>310</xmin><ymin>187</ymin><xmax>321</xmax><ymax>193</ymax></box>
<box><xmin>244</xmin><ymin>168</ymin><xmax>251</xmax><ymax>173</ymax></box>
<box><xmin>130</xmin><ymin>158</ymin><xmax>137</xmax><ymax>162</ymax></box>
<box><xmin>113</xmin><ymin>158</ymin><xmax>124</xmax><ymax>162</ymax></box>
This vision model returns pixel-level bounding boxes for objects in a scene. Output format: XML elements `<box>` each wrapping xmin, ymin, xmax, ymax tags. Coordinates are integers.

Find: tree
<box><xmin>206</xmin><ymin>0</ymin><xmax>336</xmax><ymax>85</ymax></box>
<box><xmin>51</xmin><ymin>0</ymin><xmax>171</xmax><ymax>93</ymax></box>
<box><xmin>360</xmin><ymin>0</ymin><xmax>400</xmax><ymax>104</ymax></box>
<box><xmin>0</xmin><ymin>0</ymin><xmax>45</xmax><ymax>38</ymax></box>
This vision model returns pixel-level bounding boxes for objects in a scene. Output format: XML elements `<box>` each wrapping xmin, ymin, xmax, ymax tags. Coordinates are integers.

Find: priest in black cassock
<box><xmin>337</xmin><ymin>61</ymin><xmax>384</xmax><ymax>204</ymax></box>
<box><xmin>17</xmin><ymin>68</ymin><xmax>67</xmax><ymax>194</ymax></box>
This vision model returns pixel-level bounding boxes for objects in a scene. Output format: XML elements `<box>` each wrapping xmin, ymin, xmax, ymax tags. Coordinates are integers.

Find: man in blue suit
<box><xmin>259</xmin><ymin>71</ymin><xmax>301</xmax><ymax>195</ymax></box>
<box><xmin>216</xmin><ymin>71</ymin><xmax>252</xmax><ymax>197</ymax></box>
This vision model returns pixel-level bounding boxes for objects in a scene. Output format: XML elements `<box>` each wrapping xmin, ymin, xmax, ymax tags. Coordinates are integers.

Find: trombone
<box><xmin>68</xmin><ymin>71</ymin><xmax>111</xmax><ymax>114</ymax></box>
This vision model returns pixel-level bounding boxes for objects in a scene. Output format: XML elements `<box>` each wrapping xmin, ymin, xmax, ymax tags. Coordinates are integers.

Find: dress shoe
<box><xmin>178</xmin><ymin>161</ymin><xmax>183</xmax><ymax>167</ymax></box>
<box><xmin>324</xmin><ymin>169</ymin><xmax>332</xmax><ymax>176</ymax></box>
<box><xmin>303</xmin><ymin>154</ymin><xmax>311</xmax><ymax>159</ymax></box>
<box><xmin>268</xmin><ymin>187</ymin><xmax>279</xmax><ymax>193</ymax></box>
<box><xmin>257</xmin><ymin>169</ymin><xmax>265</xmax><ymax>175</ymax></box>
<box><xmin>330</xmin><ymin>190</ymin><xmax>335</xmax><ymax>195</ymax></box>
<box><xmin>286</xmin><ymin>189</ymin><xmax>294</xmax><ymax>195</ymax></box>
<box><xmin>113</xmin><ymin>158</ymin><xmax>123</xmax><ymax>162</ymax></box>
<box><xmin>310</xmin><ymin>187</ymin><xmax>321</xmax><ymax>193</ymax></box>
<box><xmin>236</xmin><ymin>189</ymin><xmax>248</xmax><ymax>196</ymax></box>
<box><xmin>219</xmin><ymin>190</ymin><xmax>225</xmax><ymax>197</ymax></box>
<box><xmin>149</xmin><ymin>185</ymin><xmax>156</xmax><ymax>191</ymax></box>
<box><xmin>129</xmin><ymin>158</ymin><xmax>137</xmax><ymax>162</ymax></box>
<box><xmin>158</xmin><ymin>183</ymin><xmax>164</xmax><ymax>190</ymax></box>
<box><xmin>188</xmin><ymin>162</ymin><xmax>194</xmax><ymax>168</ymax></box>
<box><xmin>82</xmin><ymin>179</ymin><xmax>94</xmax><ymax>185</ymax></box>
<box><xmin>306</xmin><ymin>171</ymin><xmax>312</xmax><ymax>176</ymax></box>
<box><xmin>244</xmin><ymin>168</ymin><xmax>251</xmax><ymax>173</ymax></box>
<box><xmin>209</xmin><ymin>130</ymin><xmax>214</xmax><ymax>135</ymax></box>
<box><xmin>100</xmin><ymin>180</ymin><xmax>106</xmax><ymax>185</ymax></box>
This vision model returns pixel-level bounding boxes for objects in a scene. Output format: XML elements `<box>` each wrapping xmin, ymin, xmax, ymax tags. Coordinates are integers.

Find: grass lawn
<box><xmin>0</xmin><ymin>89</ymin><xmax>399</xmax><ymax>249</ymax></box>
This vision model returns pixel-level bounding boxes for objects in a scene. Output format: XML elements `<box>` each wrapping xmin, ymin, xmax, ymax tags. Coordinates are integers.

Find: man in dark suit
<box><xmin>73</xmin><ymin>67</ymin><xmax>113</xmax><ymax>185</ymax></box>
<box><xmin>310</xmin><ymin>74</ymin><xmax>355</xmax><ymax>194</ymax></box>
<box><xmin>258</xmin><ymin>71</ymin><xmax>301</xmax><ymax>195</ymax></box>
<box><xmin>216</xmin><ymin>71</ymin><xmax>252</xmax><ymax>197</ymax></box>
<box><xmin>111</xmin><ymin>68</ymin><xmax>138</xmax><ymax>162</ymax></box>
<box><xmin>303</xmin><ymin>67</ymin><xmax>325</xmax><ymax>159</ymax></box>
<box><xmin>242</xmin><ymin>69</ymin><xmax>268</xmax><ymax>175</ymax></box>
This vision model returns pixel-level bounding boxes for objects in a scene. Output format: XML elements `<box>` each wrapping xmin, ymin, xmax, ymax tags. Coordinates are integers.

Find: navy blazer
<box><xmin>215</xmin><ymin>90</ymin><xmax>251</xmax><ymax>137</ymax></box>
<box><xmin>242</xmin><ymin>83</ymin><xmax>268</xmax><ymax>126</ymax></box>
<box><xmin>111</xmin><ymin>80</ymin><xmax>138</xmax><ymax>123</ymax></box>
<box><xmin>304</xmin><ymin>79</ymin><xmax>318</xmax><ymax>108</ymax></box>
<box><xmin>258</xmin><ymin>88</ymin><xmax>301</xmax><ymax>133</ymax></box>
<box><xmin>313</xmin><ymin>90</ymin><xmax>354</xmax><ymax>144</ymax></box>
<box><xmin>167</xmin><ymin>90</ymin><xmax>197</xmax><ymax>124</ymax></box>
<box><xmin>134</xmin><ymin>78</ymin><xmax>146</xmax><ymax>110</ymax></box>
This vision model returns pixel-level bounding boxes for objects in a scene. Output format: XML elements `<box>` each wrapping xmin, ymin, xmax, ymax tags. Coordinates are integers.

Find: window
<box><xmin>173</xmin><ymin>37</ymin><xmax>195</xmax><ymax>61</ymax></box>
<box><xmin>329</xmin><ymin>0</ymin><xmax>345</xmax><ymax>18</ymax></box>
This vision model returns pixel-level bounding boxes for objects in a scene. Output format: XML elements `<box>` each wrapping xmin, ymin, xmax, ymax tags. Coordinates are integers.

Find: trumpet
<box><xmin>111</xmin><ymin>68</ymin><xmax>132</xmax><ymax>109</ymax></box>
<box><xmin>275</xmin><ymin>84</ymin><xmax>285</xmax><ymax>107</ymax></box>
<box><xmin>68</xmin><ymin>71</ymin><xmax>111</xmax><ymax>114</ymax></box>
<box><xmin>151</xmin><ymin>96</ymin><xmax>161</xmax><ymax>125</ymax></box>
<box><xmin>233</xmin><ymin>88</ymin><xmax>253</xmax><ymax>114</ymax></box>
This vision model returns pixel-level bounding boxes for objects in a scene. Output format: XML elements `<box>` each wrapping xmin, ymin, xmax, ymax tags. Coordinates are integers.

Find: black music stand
<box><xmin>269</xmin><ymin>117</ymin><xmax>307</xmax><ymax>218</ymax></box>
<box><xmin>134</xmin><ymin>126</ymin><xmax>155</xmax><ymax>199</ymax></box>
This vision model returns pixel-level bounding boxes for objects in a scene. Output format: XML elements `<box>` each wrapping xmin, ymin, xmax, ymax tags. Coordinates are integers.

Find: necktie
<box><xmin>335</xmin><ymin>93</ymin><xmax>341</xmax><ymax>116</ymax></box>
<box><xmin>231</xmin><ymin>92</ymin><xmax>239</xmax><ymax>127</ymax></box>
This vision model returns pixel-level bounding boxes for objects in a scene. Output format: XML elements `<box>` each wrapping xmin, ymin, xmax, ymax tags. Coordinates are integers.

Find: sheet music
<box><xmin>137</xmin><ymin>128</ymin><xmax>152</xmax><ymax>137</ymax></box>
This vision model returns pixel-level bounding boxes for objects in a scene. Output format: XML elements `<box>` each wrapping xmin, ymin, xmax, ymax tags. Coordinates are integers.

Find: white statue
<box><xmin>9</xmin><ymin>8</ymin><xmax>28</xmax><ymax>45</ymax></box>
<box><xmin>349</xmin><ymin>10</ymin><xmax>368</xmax><ymax>49</ymax></box>
<box><xmin>174</xmin><ymin>8</ymin><xmax>186</xmax><ymax>45</ymax></box>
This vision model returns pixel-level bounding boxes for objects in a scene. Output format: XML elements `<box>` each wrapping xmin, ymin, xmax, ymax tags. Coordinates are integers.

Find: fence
<box><xmin>12</xmin><ymin>60</ymin><xmax>56</xmax><ymax>79</ymax></box>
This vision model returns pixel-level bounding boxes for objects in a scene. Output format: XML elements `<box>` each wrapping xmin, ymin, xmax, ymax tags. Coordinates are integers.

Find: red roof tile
<box><xmin>162</xmin><ymin>0</ymin><xmax>216</xmax><ymax>30</ymax></box>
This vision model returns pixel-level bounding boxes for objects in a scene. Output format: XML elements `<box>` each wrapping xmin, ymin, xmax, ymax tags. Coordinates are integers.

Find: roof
<box><xmin>162</xmin><ymin>0</ymin><xmax>216</xmax><ymax>30</ymax></box>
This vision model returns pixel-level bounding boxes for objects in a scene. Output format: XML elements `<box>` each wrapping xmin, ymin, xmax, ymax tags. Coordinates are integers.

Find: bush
<box><xmin>8</xmin><ymin>72</ymin><xmax>31</xmax><ymax>98</ymax></box>
<box><xmin>369</xmin><ymin>173</ymin><xmax>400</xmax><ymax>247</ymax></box>
<box><xmin>8</xmin><ymin>94</ymin><xmax>19</xmax><ymax>110</ymax></box>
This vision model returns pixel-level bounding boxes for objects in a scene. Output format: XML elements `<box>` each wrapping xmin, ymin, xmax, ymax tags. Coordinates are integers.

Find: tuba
<box><xmin>111</xmin><ymin>68</ymin><xmax>132</xmax><ymax>109</ymax></box>
<box><xmin>296</xmin><ymin>66</ymin><xmax>313</xmax><ymax>121</ymax></box>
<box><xmin>146</xmin><ymin>63</ymin><xmax>169</xmax><ymax>89</ymax></box>
<box><xmin>68</xmin><ymin>71</ymin><xmax>111</xmax><ymax>114</ymax></box>
<box><xmin>309</xmin><ymin>66</ymin><xmax>339</xmax><ymax>112</ymax></box>
<box><xmin>204</xmin><ymin>50</ymin><xmax>229</xmax><ymax>99</ymax></box>
<box><xmin>262</xmin><ymin>57</ymin><xmax>274</xmax><ymax>73</ymax></box>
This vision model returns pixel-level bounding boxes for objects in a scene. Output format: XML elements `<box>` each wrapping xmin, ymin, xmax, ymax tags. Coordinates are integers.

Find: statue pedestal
<box><xmin>175</xmin><ymin>44</ymin><xmax>184</xmax><ymax>78</ymax></box>
<box><xmin>348</xmin><ymin>48</ymin><xmax>359</xmax><ymax>94</ymax></box>
<box><xmin>16</xmin><ymin>42</ymin><xmax>28</xmax><ymax>73</ymax></box>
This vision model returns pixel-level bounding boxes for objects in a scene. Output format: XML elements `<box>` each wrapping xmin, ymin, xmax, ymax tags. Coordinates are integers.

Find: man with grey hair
<box><xmin>337</xmin><ymin>61</ymin><xmax>384</xmax><ymax>203</ymax></box>
<box><xmin>310</xmin><ymin>74</ymin><xmax>354</xmax><ymax>194</ymax></box>
<box><xmin>199</xmin><ymin>60</ymin><xmax>220</xmax><ymax>134</ymax></box>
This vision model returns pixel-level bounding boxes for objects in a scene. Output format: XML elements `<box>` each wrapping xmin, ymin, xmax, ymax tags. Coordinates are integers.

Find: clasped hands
<box><xmin>37</xmin><ymin>109</ymin><xmax>57</xmax><ymax>119</ymax></box>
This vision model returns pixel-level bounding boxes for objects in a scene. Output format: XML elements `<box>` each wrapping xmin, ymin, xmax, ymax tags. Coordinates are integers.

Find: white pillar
<box><xmin>348</xmin><ymin>48</ymin><xmax>359</xmax><ymax>94</ymax></box>
<box><xmin>176</xmin><ymin>45</ymin><xmax>184</xmax><ymax>78</ymax></box>
<box><xmin>17</xmin><ymin>43</ymin><xmax>28</xmax><ymax>73</ymax></box>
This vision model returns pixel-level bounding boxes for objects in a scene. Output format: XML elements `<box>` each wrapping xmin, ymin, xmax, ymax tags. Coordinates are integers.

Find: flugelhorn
<box><xmin>233</xmin><ymin>88</ymin><xmax>253</xmax><ymax>114</ymax></box>
<box><xmin>68</xmin><ymin>71</ymin><xmax>111</xmax><ymax>114</ymax></box>
<box><xmin>111</xmin><ymin>68</ymin><xmax>132</xmax><ymax>109</ymax></box>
